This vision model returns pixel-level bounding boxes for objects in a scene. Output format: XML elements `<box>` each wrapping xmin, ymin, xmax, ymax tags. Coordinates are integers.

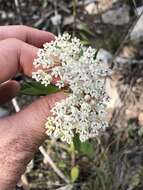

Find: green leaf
<box><xmin>138</xmin><ymin>127</ymin><xmax>143</xmax><ymax>136</ymax></box>
<box><xmin>73</xmin><ymin>134</ymin><xmax>81</xmax><ymax>152</ymax></box>
<box><xmin>130</xmin><ymin>174</ymin><xmax>140</xmax><ymax>187</ymax></box>
<box><xmin>80</xmin><ymin>141</ymin><xmax>94</xmax><ymax>157</ymax></box>
<box><xmin>20</xmin><ymin>81</ymin><xmax>59</xmax><ymax>96</ymax></box>
<box><xmin>57</xmin><ymin>161</ymin><xmax>66</xmax><ymax>169</ymax></box>
<box><xmin>94</xmin><ymin>49</ymin><xmax>99</xmax><ymax>59</ymax></box>
<box><xmin>77</xmin><ymin>22</ymin><xmax>94</xmax><ymax>36</ymax></box>
<box><xmin>79</xmin><ymin>48</ymin><xmax>84</xmax><ymax>56</ymax></box>
<box><xmin>79</xmin><ymin>32</ymin><xmax>91</xmax><ymax>45</ymax></box>
<box><xmin>70</xmin><ymin>166</ymin><xmax>79</xmax><ymax>183</ymax></box>
<box><xmin>72</xmin><ymin>135</ymin><xmax>94</xmax><ymax>157</ymax></box>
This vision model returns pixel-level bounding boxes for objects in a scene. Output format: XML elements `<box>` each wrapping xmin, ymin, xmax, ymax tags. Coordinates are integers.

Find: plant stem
<box><xmin>72</xmin><ymin>0</ymin><xmax>77</xmax><ymax>37</ymax></box>
<box><xmin>39</xmin><ymin>146</ymin><xmax>70</xmax><ymax>183</ymax></box>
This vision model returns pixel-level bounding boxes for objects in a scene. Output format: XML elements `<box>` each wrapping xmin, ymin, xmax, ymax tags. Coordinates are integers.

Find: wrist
<box><xmin>0</xmin><ymin>119</ymin><xmax>35</xmax><ymax>190</ymax></box>
<box><xmin>0</xmin><ymin>130</ymin><xmax>22</xmax><ymax>189</ymax></box>
<box><xmin>0</xmin><ymin>97</ymin><xmax>48</xmax><ymax>189</ymax></box>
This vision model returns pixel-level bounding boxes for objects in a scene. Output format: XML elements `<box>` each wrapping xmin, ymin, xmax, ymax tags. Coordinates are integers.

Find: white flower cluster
<box><xmin>32</xmin><ymin>33</ymin><xmax>111</xmax><ymax>144</ymax></box>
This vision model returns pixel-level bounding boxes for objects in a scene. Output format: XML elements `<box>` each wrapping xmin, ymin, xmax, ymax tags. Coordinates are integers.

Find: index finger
<box><xmin>0</xmin><ymin>38</ymin><xmax>38</xmax><ymax>83</ymax></box>
<box><xmin>0</xmin><ymin>25</ymin><xmax>55</xmax><ymax>47</ymax></box>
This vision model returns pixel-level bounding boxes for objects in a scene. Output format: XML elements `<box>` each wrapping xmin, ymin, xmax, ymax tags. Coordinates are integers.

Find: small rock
<box><xmin>51</xmin><ymin>14</ymin><xmax>62</xmax><ymax>26</ymax></box>
<box><xmin>0</xmin><ymin>107</ymin><xmax>9</xmax><ymax>117</ymax></box>
<box><xmin>98</xmin><ymin>0</ymin><xmax>114</xmax><ymax>12</ymax></box>
<box><xmin>125</xmin><ymin>108</ymin><xmax>138</xmax><ymax>120</ymax></box>
<box><xmin>132</xmin><ymin>86</ymin><xmax>136</xmax><ymax>92</ymax></box>
<box><xmin>138</xmin><ymin>93</ymin><xmax>143</xmax><ymax>111</ymax></box>
<box><xmin>106</xmin><ymin>107</ymin><xmax>114</xmax><ymax>122</ymax></box>
<box><xmin>38</xmin><ymin>173</ymin><xmax>43</xmax><ymax>179</ymax></box>
<box><xmin>63</xmin><ymin>16</ymin><xmax>74</xmax><ymax>25</ymax></box>
<box><xmin>106</xmin><ymin>77</ymin><xmax>121</xmax><ymax>109</ymax></box>
<box><xmin>138</xmin><ymin>112</ymin><xmax>143</xmax><ymax>126</ymax></box>
<box><xmin>136</xmin><ymin>78</ymin><xmax>142</xmax><ymax>83</ymax></box>
<box><xmin>121</xmin><ymin>46</ymin><xmax>137</xmax><ymax>59</ymax></box>
<box><xmin>0</xmin><ymin>11</ymin><xmax>7</xmax><ymax>19</ymax></box>
<box><xmin>61</xmin><ymin>152</ymin><xmax>67</xmax><ymax>159</ymax></box>
<box><xmin>137</xmin><ymin>6</ymin><xmax>143</xmax><ymax>16</ymax></box>
<box><xmin>96</xmin><ymin>48</ymin><xmax>112</xmax><ymax>64</ymax></box>
<box><xmin>7</xmin><ymin>12</ymin><xmax>14</xmax><ymax>19</ymax></box>
<box><xmin>102</xmin><ymin>6</ymin><xmax>130</xmax><ymax>25</ymax></box>
<box><xmin>85</xmin><ymin>3</ymin><xmax>98</xmax><ymax>15</ymax></box>
<box><xmin>96</xmin><ymin>29</ymin><xmax>102</xmax><ymax>35</ymax></box>
<box><xmin>130</xmin><ymin>12</ymin><xmax>143</xmax><ymax>43</ymax></box>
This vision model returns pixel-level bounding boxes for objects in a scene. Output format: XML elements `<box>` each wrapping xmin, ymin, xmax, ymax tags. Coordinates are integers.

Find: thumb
<box><xmin>2</xmin><ymin>92</ymin><xmax>65</xmax><ymax>150</ymax></box>
<box><xmin>0</xmin><ymin>92</ymin><xmax>65</xmax><ymax>189</ymax></box>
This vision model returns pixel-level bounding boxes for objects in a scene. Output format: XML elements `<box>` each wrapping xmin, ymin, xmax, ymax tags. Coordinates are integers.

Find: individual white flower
<box><xmin>55</xmin><ymin>80</ymin><xmax>65</xmax><ymax>89</ymax></box>
<box><xmin>32</xmin><ymin>70</ymin><xmax>52</xmax><ymax>86</ymax></box>
<box><xmin>32</xmin><ymin>33</ymin><xmax>111</xmax><ymax>144</ymax></box>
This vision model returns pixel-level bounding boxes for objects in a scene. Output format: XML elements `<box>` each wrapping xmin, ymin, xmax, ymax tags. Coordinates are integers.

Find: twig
<box><xmin>72</xmin><ymin>0</ymin><xmax>77</xmax><ymax>37</ymax></box>
<box><xmin>39</xmin><ymin>146</ymin><xmax>70</xmax><ymax>183</ymax></box>
<box><xmin>55</xmin><ymin>184</ymin><xmax>73</xmax><ymax>190</ymax></box>
<box><xmin>57</xmin><ymin>4</ymin><xmax>71</xmax><ymax>14</ymax></box>
<box><xmin>12</xmin><ymin>98</ymin><xmax>20</xmax><ymax>112</ymax></box>
<box><xmin>11</xmin><ymin>97</ymin><xmax>69</xmax><ymax>184</ymax></box>
<box><xmin>115</xmin><ymin>57</ymin><xmax>143</xmax><ymax>65</ymax></box>
<box><xmin>54</xmin><ymin>0</ymin><xmax>61</xmax><ymax>35</ymax></box>
<box><xmin>111</xmin><ymin>10</ymin><xmax>143</xmax><ymax>68</ymax></box>
<box><xmin>14</xmin><ymin>0</ymin><xmax>23</xmax><ymax>24</ymax></box>
<box><xmin>17</xmin><ymin>175</ymin><xmax>29</xmax><ymax>190</ymax></box>
<box><xmin>34</xmin><ymin>11</ymin><xmax>54</xmax><ymax>28</ymax></box>
<box><xmin>132</xmin><ymin>0</ymin><xmax>138</xmax><ymax>16</ymax></box>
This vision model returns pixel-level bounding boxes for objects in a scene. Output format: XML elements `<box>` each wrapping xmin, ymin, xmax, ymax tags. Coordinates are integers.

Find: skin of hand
<box><xmin>0</xmin><ymin>25</ymin><xmax>65</xmax><ymax>190</ymax></box>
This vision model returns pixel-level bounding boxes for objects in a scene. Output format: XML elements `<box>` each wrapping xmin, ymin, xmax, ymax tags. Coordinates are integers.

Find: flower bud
<box><xmin>84</xmin><ymin>94</ymin><xmax>91</xmax><ymax>102</ymax></box>
<box><xmin>90</xmin><ymin>99</ymin><xmax>95</xmax><ymax>106</ymax></box>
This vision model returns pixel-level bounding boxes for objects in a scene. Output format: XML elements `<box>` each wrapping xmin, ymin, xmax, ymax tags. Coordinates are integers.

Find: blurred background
<box><xmin>1</xmin><ymin>0</ymin><xmax>143</xmax><ymax>190</ymax></box>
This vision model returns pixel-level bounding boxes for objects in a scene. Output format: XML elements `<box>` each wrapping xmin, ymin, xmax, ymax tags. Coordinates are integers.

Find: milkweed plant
<box><xmin>31</xmin><ymin>33</ymin><xmax>111</xmax><ymax>144</ymax></box>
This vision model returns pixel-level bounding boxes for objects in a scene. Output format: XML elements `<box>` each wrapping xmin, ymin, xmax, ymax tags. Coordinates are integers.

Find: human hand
<box><xmin>0</xmin><ymin>25</ymin><xmax>64</xmax><ymax>190</ymax></box>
